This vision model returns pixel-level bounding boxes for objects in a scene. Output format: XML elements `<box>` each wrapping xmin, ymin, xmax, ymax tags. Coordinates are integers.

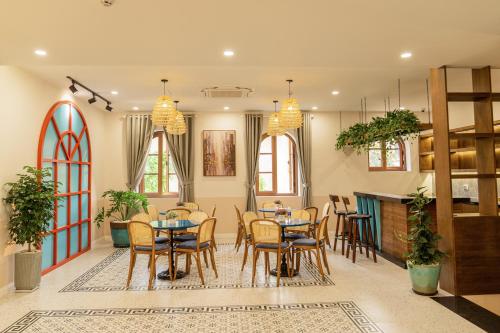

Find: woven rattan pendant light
<box><xmin>152</xmin><ymin>79</ymin><xmax>176</xmax><ymax>126</ymax></box>
<box><xmin>267</xmin><ymin>100</ymin><xmax>286</xmax><ymax>136</ymax></box>
<box><xmin>278</xmin><ymin>79</ymin><xmax>302</xmax><ymax>129</ymax></box>
<box><xmin>166</xmin><ymin>100</ymin><xmax>186</xmax><ymax>135</ymax></box>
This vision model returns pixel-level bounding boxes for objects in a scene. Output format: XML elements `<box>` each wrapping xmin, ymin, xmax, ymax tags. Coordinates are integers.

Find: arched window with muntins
<box><xmin>37</xmin><ymin>101</ymin><xmax>92</xmax><ymax>274</ymax></box>
<box><xmin>256</xmin><ymin>134</ymin><xmax>298</xmax><ymax>196</ymax></box>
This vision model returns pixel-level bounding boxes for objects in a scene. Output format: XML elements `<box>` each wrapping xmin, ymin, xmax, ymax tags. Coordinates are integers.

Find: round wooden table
<box><xmin>150</xmin><ymin>219</ymin><xmax>198</xmax><ymax>280</ymax></box>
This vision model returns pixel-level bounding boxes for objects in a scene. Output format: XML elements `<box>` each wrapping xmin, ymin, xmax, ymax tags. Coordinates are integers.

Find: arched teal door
<box><xmin>37</xmin><ymin>101</ymin><xmax>92</xmax><ymax>274</ymax></box>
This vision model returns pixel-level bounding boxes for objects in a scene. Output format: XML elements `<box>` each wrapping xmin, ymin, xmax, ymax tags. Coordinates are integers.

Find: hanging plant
<box><xmin>335</xmin><ymin>109</ymin><xmax>419</xmax><ymax>153</ymax></box>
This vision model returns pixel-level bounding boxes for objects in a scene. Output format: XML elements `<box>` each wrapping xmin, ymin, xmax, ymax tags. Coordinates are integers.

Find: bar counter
<box><xmin>353</xmin><ymin>191</ymin><xmax>473</xmax><ymax>267</ymax></box>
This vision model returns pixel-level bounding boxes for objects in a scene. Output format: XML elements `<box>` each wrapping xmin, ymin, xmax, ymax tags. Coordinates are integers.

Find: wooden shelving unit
<box><xmin>430</xmin><ymin>66</ymin><xmax>500</xmax><ymax>295</ymax></box>
<box><xmin>418</xmin><ymin>120</ymin><xmax>500</xmax><ymax>172</ymax></box>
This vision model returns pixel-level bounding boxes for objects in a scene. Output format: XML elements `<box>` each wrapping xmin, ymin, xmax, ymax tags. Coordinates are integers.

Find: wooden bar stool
<box><xmin>345</xmin><ymin>211</ymin><xmax>377</xmax><ymax>264</ymax></box>
<box><xmin>330</xmin><ymin>195</ymin><xmax>356</xmax><ymax>254</ymax></box>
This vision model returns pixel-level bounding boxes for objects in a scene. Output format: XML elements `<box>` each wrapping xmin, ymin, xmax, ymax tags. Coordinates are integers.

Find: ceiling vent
<box><xmin>201</xmin><ymin>86</ymin><xmax>254</xmax><ymax>98</ymax></box>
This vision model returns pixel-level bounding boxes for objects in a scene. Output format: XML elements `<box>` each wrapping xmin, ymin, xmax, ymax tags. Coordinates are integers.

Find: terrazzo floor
<box><xmin>0</xmin><ymin>237</ymin><xmax>487</xmax><ymax>333</ymax></box>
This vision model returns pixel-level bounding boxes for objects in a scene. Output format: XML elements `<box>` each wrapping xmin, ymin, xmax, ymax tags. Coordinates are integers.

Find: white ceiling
<box><xmin>1</xmin><ymin>0</ymin><xmax>500</xmax><ymax>112</ymax></box>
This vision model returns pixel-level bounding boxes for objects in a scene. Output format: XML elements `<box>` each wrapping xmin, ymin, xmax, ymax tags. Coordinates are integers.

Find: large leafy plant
<box><xmin>406</xmin><ymin>187</ymin><xmax>444</xmax><ymax>265</ymax></box>
<box><xmin>94</xmin><ymin>190</ymin><xmax>148</xmax><ymax>227</ymax></box>
<box><xmin>3</xmin><ymin>166</ymin><xmax>58</xmax><ymax>252</ymax></box>
<box><xmin>335</xmin><ymin>109</ymin><xmax>420</xmax><ymax>153</ymax></box>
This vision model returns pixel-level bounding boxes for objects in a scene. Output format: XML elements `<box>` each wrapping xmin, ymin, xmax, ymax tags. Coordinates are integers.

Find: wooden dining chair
<box><xmin>234</xmin><ymin>205</ymin><xmax>244</xmax><ymax>250</ymax></box>
<box><xmin>174</xmin><ymin>218</ymin><xmax>218</xmax><ymax>285</ymax></box>
<box><xmin>331</xmin><ymin>195</ymin><xmax>356</xmax><ymax>254</ymax></box>
<box><xmin>179</xmin><ymin>202</ymin><xmax>199</xmax><ymax>210</ymax></box>
<box><xmin>127</xmin><ymin>221</ymin><xmax>171</xmax><ymax>290</ymax></box>
<box><xmin>147</xmin><ymin>204</ymin><xmax>159</xmax><ymax>221</ymax></box>
<box><xmin>285</xmin><ymin>209</ymin><xmax>311</xmax><ymax>240</ymax></box>
<box><xmin>261</xmin><ymin>201</ymin><xmax>280</xmax><ymax>218</ymax></box>
<box><xmin>292</xmin><ymin>215</ymin><xmax>331</xmax><ymax>279</ymax></box>
<box><xmin>131</xmin><ymin>213</ymin><xmax>168</xmax><ymax>244</ymax></box>
<box><xmin>240</xmin><ymin>211</ymin><xmax>258</xmax><ymax>270</ymax></box>
<box><xmin>250</xmin><ymin>219</ymin><xmax>292</xmax><ymax>286</ymax></box>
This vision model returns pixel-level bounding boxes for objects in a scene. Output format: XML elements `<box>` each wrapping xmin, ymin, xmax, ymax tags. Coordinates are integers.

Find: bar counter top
<box><xmin>353</xmin><ymin>191</ymin><xmax>471</xmax><ymax>205</ymax></box>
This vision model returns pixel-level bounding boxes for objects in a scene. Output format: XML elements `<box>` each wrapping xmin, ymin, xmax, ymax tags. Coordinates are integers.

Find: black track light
<box><xmin>88</xmin><ymin>94</ymin><xmax>97</xmax><ymax>104</ymax></box>
<box><xmin>69</xmin><ymin>82</ymin><xmax>78</xmax><ymax>94</ymax></box>
<box><xmin>105</xmin><ymin>103</ymin><xmax>113</xmax><ymax>112</ymax></box>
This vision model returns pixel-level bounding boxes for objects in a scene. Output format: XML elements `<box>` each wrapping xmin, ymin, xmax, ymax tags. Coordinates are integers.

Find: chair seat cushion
<box><xmin>348</xmin><ymin>213</ymin><xmax>371</xmax><ymax>219</ymax></box>
<box><xmin>284</xmin><ymin>232</ymin><xmax>307</xmax><ymax>239</ymax></box>
<box><xmin>155</xmin><ymin>237</ymin><xmax>169</xmax><ymax>243</ymax></box>
<box><xmin>174</xmin><ymin>234</ymin><xmax>197</xmax><ymax>242</ymax></box>
<box><xmin>292</xmin><ymin>238</ymin><xmax>322</xmax><ymax>247</ymax></box>
<box><xmin>177</xmin><ymin>240</ymin><xmax>210</xmax><ymax>250</ymax></box>
<box><xmin>135</xmin><ymin>243</ymin><xmax>170</xmax><ymax>252</ymax></box>
<box><xmin>256</xmin><ymin>242</ymin><xmax>289</xmax><ymax>250</ymax></box>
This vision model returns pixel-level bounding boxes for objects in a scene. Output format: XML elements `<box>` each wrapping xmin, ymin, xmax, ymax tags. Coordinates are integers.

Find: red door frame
<box><xmin>37</xmin><ymin>101</ymin><xmax>92</xmax><ymax>275</ymax></box>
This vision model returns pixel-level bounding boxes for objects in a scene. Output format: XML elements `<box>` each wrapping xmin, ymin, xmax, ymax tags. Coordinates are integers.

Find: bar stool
<box><xmin>343</xmin><ymin>198</ymin><xmax>377</xmax><ymax>264</ymax></box>
<box><xmin>330</xmin><ymin>195</ymin><xmax>356</xmax><ymax>254</ymax></box>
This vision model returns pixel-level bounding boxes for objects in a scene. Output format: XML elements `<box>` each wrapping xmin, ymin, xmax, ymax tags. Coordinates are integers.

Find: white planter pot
<box><xmin>15</xmin><ymin>250</ymin><xmax>42</xmax><ymax>292</ymax></box>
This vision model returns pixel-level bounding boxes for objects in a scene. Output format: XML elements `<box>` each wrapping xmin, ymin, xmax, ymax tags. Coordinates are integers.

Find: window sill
<box><xmin>141</xmin><ymin>193</ymin><xmax>179</xmax><ymax>199</ymax></box>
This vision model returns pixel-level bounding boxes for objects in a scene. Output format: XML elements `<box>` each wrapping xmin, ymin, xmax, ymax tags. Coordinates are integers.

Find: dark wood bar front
<box><xmin>353</xmin><ymin>192</ymin><xmax>473</xmax><ymax>266</ymax></box>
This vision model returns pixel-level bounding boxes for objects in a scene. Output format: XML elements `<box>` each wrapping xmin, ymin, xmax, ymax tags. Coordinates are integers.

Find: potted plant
<box><xmin>94</xmin><ymin>190</ymin><xmax>149</xmax><ymax>248</ymax></box>
<box><xmin>3</xmin><ymin>166</ymin><xmax>58</xmax><ymax>291</ymax></box>
<box><xmin>406</xmin><ymin>186</ymin><xmax>445</xmax><ymax>295</ymax></box>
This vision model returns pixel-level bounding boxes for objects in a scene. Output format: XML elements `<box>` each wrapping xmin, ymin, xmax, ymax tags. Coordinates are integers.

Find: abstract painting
<box><xmin>203</xmin><ymin>130</ymin><xmax>236</xmax><ymax>176</ymax></box>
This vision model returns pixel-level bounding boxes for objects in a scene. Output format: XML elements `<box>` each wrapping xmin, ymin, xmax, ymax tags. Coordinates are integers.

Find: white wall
<box><xmin>100</xmin><ymin>110</ymin><xmax>428</xmax><ymax>236</ymax></box>
<box><xmin>0</xmin><ymin>66</ymin><xmax>113</xmax><ymax>293</ymax></box>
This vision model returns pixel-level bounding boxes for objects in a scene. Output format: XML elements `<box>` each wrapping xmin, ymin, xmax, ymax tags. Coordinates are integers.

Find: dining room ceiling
<box><xmin>1</xmin><ymin>0</ymin><xmax>500</xmax><ymax>112</ymax></box>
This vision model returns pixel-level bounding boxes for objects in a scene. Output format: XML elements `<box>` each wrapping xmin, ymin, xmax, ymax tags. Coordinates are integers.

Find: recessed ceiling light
<box><xmin>223</xmin><ymin>50</ymin><xmax>235</xmax><ymax>57</ymax></box>
<box><xmin>312</xmin><ymin>106</ymin><xmax>318</xmax><ymax>110</ymax></box>
<box><xmin>111</xmin><ymin>90</ymin><xmax>119</xmax><ymax>95</ymax></box>
<box><xmin>224</xmin><ymin>106</ymin><xmax>230</xmax><ymax>110</ymax></box>
<box><xmin>400</xmin><ymin>51</ymin><xmax>412</xmax><ymax>59</ymax></box>
<box><xmin>34</xmin><ymin>49</ymin><xmax>47</xmax><ymax>56</ymax></box>
<box><xmin>132</xmin><ymin>106</ymin><xmax>139</xmax><ymax>111</ymax></box>
<box><xmin>331</xmin><ymin>90</ymin><xmax>340</xmax><ymax>95</ymax></box>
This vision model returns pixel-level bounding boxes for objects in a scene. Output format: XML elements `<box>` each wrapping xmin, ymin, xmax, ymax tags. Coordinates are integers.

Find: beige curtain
<box><xmin>293</xmin><ymin>112</ymin><xmax>312</xmax><ymax>208</ymax></box>
<box><xmin>125</xmin><ymin>115</ymin><xmax>154</xmax><ymax>190</ymax></box>
<box><xmin>245</xmin><ymin>114</ymin><xmax>263</xmax><ymax>212</ymax></box>
<box><xmin>164</xmin><ymin>115</ymin><xmax>195</xmax><ymax>202</ymax></box>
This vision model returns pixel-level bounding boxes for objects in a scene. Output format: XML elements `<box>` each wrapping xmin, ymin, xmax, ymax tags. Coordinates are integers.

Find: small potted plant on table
<box><xmin>94</xmin><ymin>190</ymin><xmax>148</xmax><ymax>248</ymax></box>
<box><xmin>3</xmin><ymin>166</ymin><xmax>58</xmax><ymax>291</ymax></box>
<box><xmin>406</xmin><ymin>187</ymin><xmax>445</xmax><ymax>295</ymax></box>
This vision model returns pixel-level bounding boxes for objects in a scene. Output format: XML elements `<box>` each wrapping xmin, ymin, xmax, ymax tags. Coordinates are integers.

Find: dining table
<box><xmin>150</xmin><ymin>219</ymin><xmax>198</xmax><ymax>280</ymax></box>
<box><xmin>270</xmin><ymin>217</ymin><xmax>310</xmax><ymax>278</ymax></box>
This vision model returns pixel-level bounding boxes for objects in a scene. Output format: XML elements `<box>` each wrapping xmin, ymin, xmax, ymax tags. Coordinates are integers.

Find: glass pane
<box><xmin>168</xmin><ymin>154</ymin><xmax>176</xmax><ymax>173</ymax></box>
<box><xmin>57</xmin><ymin>230</ymin><xmax>67</xmax><ymax>262</ymax></box>
<box><xmin>144</xmin><ymin>174</ymin><xmax>159</xmax><ymax>193</ymax></box>
<box><xmin>70</xmin><ymin>225</ymin><xmax>79</xmax><ymax>256</ymax></box>
<box><xmin>258</xmin><ymin>173</ymin><xmax>273</xmax><ymax>192</ymax></box>
<box><xmin>145</xmin><ymin>155</ymin><xmax>158</xmax><ymax>173</ymax></box>
<box><xmin>276</xmin><ymin>136</ymin><xmax>293</xmax><ymax>193</ymax></box>
<box><xmin>386</xmin><ymin>141</ymin><xmax>399</xmax><ymax>150</ymax></box>
<box><xmin>149</xmin><ymin>136</ymin><xmax>159</xmax><ymax>154</ymax></box>
<box><xmin>258</xmin><ymin>154</ymin><xmax>272</xmax><ymax>172</ymax></box>
<box><xmin>169</xmin><ymin>175</ymin><xmax>179</xmax><ymax>193</ymax></box>
<box><xmin>386</xmin><ymin>149</ymin><xmax>402</xmax><ymax>167</ymax></box>
<box><xmin>369</xmin><ymin>149</ymin><xmax>382</xmax><ymax>167</ymax></box>
<box><xmin>260</xmin><ymin>136</ymin><xmax>272</xmax><ymax>153</ymax></box>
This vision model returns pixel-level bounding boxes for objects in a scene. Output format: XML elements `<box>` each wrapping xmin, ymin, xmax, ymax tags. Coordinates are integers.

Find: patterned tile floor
<box><xmin>1</xmin><ymin>302</ymin><xmax>381</xmax><ymax>333</ymax></box>
<box><xmin>0</xmin><ymin>238</ymin><xmax>487</xmax><ymax>333</ymax></box>
<box><xmin>60</xmin><ymin>244</ymin><xmax>333</xmax><ymax>292</ymax></box>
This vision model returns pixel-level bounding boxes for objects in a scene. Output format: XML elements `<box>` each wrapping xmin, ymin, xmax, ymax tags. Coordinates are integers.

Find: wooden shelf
<box><xmin>447</xmin><ymin>92</ymin><xmax>500</xmax><ymax>102</ymax></box>
<box><xmin>450</xmin><ymin>173</ymin><xmax>500</xmax><ymax>179</ymax></box>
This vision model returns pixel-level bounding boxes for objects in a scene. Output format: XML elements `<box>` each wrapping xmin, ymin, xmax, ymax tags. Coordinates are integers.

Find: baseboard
<box><xmin>0</xmin><ymin>282</ymin><xmax>15</xmax><ymax>299</ymax></box>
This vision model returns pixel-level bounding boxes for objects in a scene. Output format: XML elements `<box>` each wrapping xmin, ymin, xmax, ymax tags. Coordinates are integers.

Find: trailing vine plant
<box><xmin>335</xmin><ymin>109</ymin><xmax>420</xmax><ymax>153</ymax></box>
<box><xmin>406</xmin><ymin>187</ymin><xmax>444</xmax><ymax>265</ymax></box>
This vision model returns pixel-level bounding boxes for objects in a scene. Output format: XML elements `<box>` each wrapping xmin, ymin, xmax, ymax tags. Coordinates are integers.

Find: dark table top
<box><xmin>277</xmin><ymin>218</ymin><xmax>310</xmax><ymax>228</ymax></box>
<box><xmin>353</xmin><ymin>191</ymin><xmax>471</xmax><ymax>205</ymax></box>
<box><xmin>150</xmin><ymin>220</ymin><xmax>198</xmax><ymax>231</ymax></box>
